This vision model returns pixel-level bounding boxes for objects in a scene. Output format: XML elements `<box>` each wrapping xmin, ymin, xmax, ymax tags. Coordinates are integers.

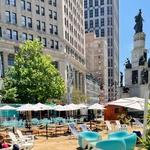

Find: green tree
<box><xmin>2</xmin><ymin>40</ymin><xmax>65</xmax><ymax>103</ymax></box>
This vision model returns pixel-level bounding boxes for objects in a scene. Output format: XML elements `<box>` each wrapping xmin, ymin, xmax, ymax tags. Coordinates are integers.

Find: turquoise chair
<box><xmin>78</xmin><ymin>131</ymin><xmax>101</xmax><ymax>149</ymax></box>
<box><xmin>124</xmin><ymin>133</ymin><xmax>137</xmax><ymax>150</ymax></box>
<box><xmin>95</xmin><ymin>139</ymin><xmax>126</xmax><ymax>150</ymax></box>
<box><xmin>108</xmin><ymin>131</ymin><xmax>129</xmax><ymax>139</ymax></box>
<box><xmin>108</xmin><ymin>131</ymin><xmax>137</xmax><ymax>150</ymax></box>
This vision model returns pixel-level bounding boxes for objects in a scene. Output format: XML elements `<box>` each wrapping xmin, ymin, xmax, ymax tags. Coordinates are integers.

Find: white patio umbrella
<box><xmin>88</xmin><ymin>103</ymin><xmax>105</xmax><ymax>110</ymax></box>
<box><xmin>77</xmin><ymin>104</ymin><xmax>88</xmax><ymax>109</ymax></box>
<box><xmin>0</xmin><ymin>105</ymin><xmax>16</xmax><ymax>110</ymax></box>
<box><xmin>34</xmin><ymin>103</ymin><xmax>53</xmax><ymax>119</ymax></box>
<box><xmin>107</xmin><ymin>97</ymin><xmax>149</xmax><ymax>111</ymax></box>
<box><xmin>17</xmin><ymin>104</ymin><xmax>38</xmax><ymax>111</ymax></box>
<box><xmin>54</xmin><ymin>105</ymin><xmax>65</xmax><ymax>111</ymax></box>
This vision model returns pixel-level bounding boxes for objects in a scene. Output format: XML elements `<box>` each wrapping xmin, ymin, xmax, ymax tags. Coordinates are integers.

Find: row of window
<box><xmin>66</xmin><ymin>46</ymin><xmax>85</xmax><ymax>65</ymax></box>
<box><xmin>1</xmin><ymin>27</ymin><xmax>59</xmax><ymax>50</ymax></box>
<box><xmin>5</xmin><ymin>11</ymin><xmax>58</xmax><ymax>34</ymax></box>
<box><xmin>84</xmin><ymin>0</ymin><xmax>112</xmax><ymax>8</ymax></box>
<box><xmin>84</xmin><ymin>6</ymin><xmax>112</xmax><ymax>19</ymax></box>
<box><xmin>65</xmin><ymin>31</ymin><xmax>84</xmax><ymax>53</ymax></box>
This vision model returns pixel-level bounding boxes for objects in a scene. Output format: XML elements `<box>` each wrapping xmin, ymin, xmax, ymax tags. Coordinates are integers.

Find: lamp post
<box><xmin>143</xmin><ymin>84</ymin><xmax>150</xmax><ymax>137</ymax></box>
<box><xmin>0</xmin><ymin>94</ymin><xmax>2</xmax><ymax>104</ymax></box>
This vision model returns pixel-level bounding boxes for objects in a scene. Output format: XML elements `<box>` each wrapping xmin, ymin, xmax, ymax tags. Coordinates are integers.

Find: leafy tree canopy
<box><xmin>2</xmin><ymin>40</ymin><xmax>65</xmax><ymax>103</ymax></box>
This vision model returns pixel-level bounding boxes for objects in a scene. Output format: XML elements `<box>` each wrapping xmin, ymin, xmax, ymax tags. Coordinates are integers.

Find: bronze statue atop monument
<box><xmin>134</xmin><ymin>9</ymin><xmax>144</xmax><ymax>33</ymax></box>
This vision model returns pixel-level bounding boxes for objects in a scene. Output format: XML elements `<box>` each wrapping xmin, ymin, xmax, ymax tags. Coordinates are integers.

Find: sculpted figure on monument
<box><xmin>134</xmin><ymin>9</ymin><xmax>143</xmax><ymax>33</ymax></box>
<box><xmin>141</xmin><ymin>68</ymin><xmax>148</xmax><ymax>84</ymax></box>
<box><xmin>120</xmin><ymin>72</ymin><xmax>123</xmax><ymax>87</ymax></box>
<box><xmin>125</xmin><ymin>58</ymin><xmax>132</xmax><ymax>69</ymax></box>
<box><xmin>139</xmin><ymin>55</ymin><xmax>145</xmax><ymax>66</ymax></box>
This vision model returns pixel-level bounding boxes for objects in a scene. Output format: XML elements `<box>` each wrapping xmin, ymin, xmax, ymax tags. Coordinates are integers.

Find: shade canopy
<box><xmin>34</xmin><ymin>102</ymin><xmax>53</xmax><ymax>110</ymax></box>
<box><xmin>0</xmin><ymin>105</ymin><xmax>16</xmax><ymax>110</ymax></box>
<box><xmin>54</xmin><ymin>105</ymin><xmax>65</xmax><ymax>111</ymax></box>
<box><xmin>107</xmin><ymin>97</ymin><xmax>150</xmax><ymax>111</ymax></box>
<box><xmin>77</xmin><ymin>104</ymin><xmax>88</xmax><ymax>109</ymax></box>
<box><xmin>88</xmin><ymin>103</ymin><xmax>105</xmax><ymax>110</ymax></box>
<box><xmin>65</xmin><ymin>103</ymin><xmax>79</xmax><ymax>111</ymax></box>
<box><xmin>17</xmin><ymin>103</ymin><xmax>38</xmax><ymax>111</ymax></box>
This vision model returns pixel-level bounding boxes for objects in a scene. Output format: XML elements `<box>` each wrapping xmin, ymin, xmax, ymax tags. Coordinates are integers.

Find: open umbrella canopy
<box><xmin>107</xmin><ymin>97</ymin><xmax>150</xmax><ymax>111</ymax></box>
<box><xmin>88</xmin><ymin>103</ymin><xmax>105</xmax><ymax>110</ymax></box>
<box><xmin>77</xmin><ymin>104</ymin><xmax>88</xmax><ymax>109</ymax></box>
<box><xmin>17</xmin><ymin>103</ymin><xmax>38</xmax><ymax>111</ymax></box>
<box><xmin>64</xmin><ymin>103</ymin><xmax>79</xmax><ymax>111</ymax></box>
<box><xmin>54</xmin><ymin>105</ymin><xmax>65</xmax><ymax>111</ymax></box>
<box><xmin>34</xmin><ymin>102</ymin><xmax>53</xmax><ymax>110</ymax></box>
<box><xmin>0</xmin><ymin>105</ymin><xmax>16</xmax><ymax>110</ymax></box>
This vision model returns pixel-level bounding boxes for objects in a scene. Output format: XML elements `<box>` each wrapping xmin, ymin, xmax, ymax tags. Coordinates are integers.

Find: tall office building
<box><xmin>0</xmin><ymin>0</ymin><xmax>86</xmax><ymax>103</ymax></box>
<box><xmin>84</xmin><ymin>0</ymin><xmax>119</xmax><ymax>101</ymax></box>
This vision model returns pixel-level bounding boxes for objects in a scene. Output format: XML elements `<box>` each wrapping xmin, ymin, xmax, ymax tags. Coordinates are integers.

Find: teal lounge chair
<box><xmin>95</xmin><ymin>139</ymin><xmax>126</xmax><ymax>150</ymax></box>
<box><xmin>108</xmin><ymin>131</ymin><xmax>137</xmax><ymax>150</ymax></box>
<box><xmin>78</xmin><ymin>131</ymin><xmax>101</xmax><ymax>149</ymax></box>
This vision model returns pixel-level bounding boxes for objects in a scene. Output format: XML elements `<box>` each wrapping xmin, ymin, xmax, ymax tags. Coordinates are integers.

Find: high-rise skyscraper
<box><xmin>0</xmin><ymin>0</ymin><xmax>86</xmax><ymax>103</ymax></box>
<box><xmin>84</xmin><ymin>0</ymin><xmax>119</xmax><ymax>101</ymax></box>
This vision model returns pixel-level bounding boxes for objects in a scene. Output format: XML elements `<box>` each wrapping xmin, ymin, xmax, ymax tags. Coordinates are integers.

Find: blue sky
<box><xmin>119</xmin><ymin>0</ymin><xmax>150</xmax><ymax>72</ymax></box>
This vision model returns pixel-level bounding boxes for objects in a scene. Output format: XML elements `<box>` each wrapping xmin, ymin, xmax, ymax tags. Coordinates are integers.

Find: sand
<box><xmin>33</xmin><ymin>130</ymin><xmax>145</xmax><ymax>150</ymax></box>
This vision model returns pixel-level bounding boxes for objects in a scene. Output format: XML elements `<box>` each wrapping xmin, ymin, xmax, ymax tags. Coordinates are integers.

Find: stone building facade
<box><xmin>0</xmin><ymin>0</ymin><xmax>86</xmax><ymax>103</ymax></box>
<box><xmin>85</xmin><ymin>32</ymin><xmax>108</xmax><ymax>102</ymax></box>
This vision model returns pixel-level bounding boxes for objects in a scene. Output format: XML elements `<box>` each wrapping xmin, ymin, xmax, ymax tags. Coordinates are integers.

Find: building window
<box><xmin>100</xmin><ymin>0</ymin><xmax>104</xmax><ymax>5</ymax></box>
<box><xmin>5</xmin><ymin>0</ymin><xmax>10</xmax><ymax>5</ymax></box>
<box><xmin>36</xmin><ymin>5</ymin><xmax>40</xmax><ymax>14</ymax></box>
<box><xmin>49</xmin><ymin>24</ymin><xmax>53</xmax><ymax>34</ymax></box>
<box><xmin>6</xmin><ymin>0</ymin><xmax>16</xmax><ymax>6</ymax></box>
<box><xmin>89</xmin><ymin>0</ymin><xmax>93</xmax><ymax>7</ymax></box>
<box><xmin>42</xmin><ymin>38</ymin><xmax>47</xmax><ymax>47</ymax></box>
<box><xmin>50</xmin><ymin>40</ymin><xmax>54</xmax><ymax>48</ymax></box>
<box><xmin>41</xmin><ymin>7</ymin><xmax>45</xmax><ymax>16</ymax></box>
<box><xmin>27</xmin><ymin>17</ymin><xmax>32</xmax><ymax>28</ymax></box>
<box><xmin>89</xmin><ymin>20</ymin><xmax>93</xmax><ymax>28</ymax></box>
<box><xmin>95</xmin><ymin>9</ymin><xmax>99</xmax><ymax>17</ymax></box>
<box><xmin>49</xmin><ymin>0</ymin><xmax>52</xmax><ymax>5</ymax></box>
<box><xmin>21</xmin><ymin>0</ymin><xmax>25</xmax><ymax>10</ymax></box>
<box><xmin>84</xmin><ymin>10</ymin><xmax>88</xmax><ymax>19</ymax></box>
<box><xmin>11</xmin><ymin>12</ymin><xmax>17</xmax><ymax>24</ymax></box>
<box><xmin>49</xmin><ymin>10</ymin><xmax>52</xmax><ymax>18</ymax></box>
<box><xmin>107</xmin><ymin>17</ymin><xmax>112</xmax><ymax>26</ymax></box>
<box><xmin>12</xmin><ymin>30</ymin><xmax>18</xmax><ymax>40</ymax></box>
<box><xmin>6</xmin><ymin>29</ymin><xmax>12</xmax><ymax>39</ymax></box>
<box><xmin>41</xmin><ymin>22</ymin><xmax>46</xmax><ymax>32</ymax></box>
<box><xmin>107</xmin><ymin>6</ymin><xmax>112</xmax><ymax>15</ymax></box>
<box><xmin>84</xmin><ymin>0</ymin><xmax>87</xmax><ymax>8</ymax></box>
<box><xmin>55</xmin><ymin>41</ymin><xmax>59</xmax><ymax>49</ymax></box>
<box><xmin>89</xmin><ymin>9</ymin><xmax>93</xmax><ymax>18</ymax></box>
<box><xmin>11</xmin><ymin>0</ymin><xmax>16</xmax><ymax>6</ymax></box>
<box><xmin>27</xmin><ymin>2</ymin><xmax>31</xmax><ymax>11</ymax></box>
<box><xmin>37</xmin><ymin>36</ymin><xmax>41</xmax><ymax>41</ymax></box>
<box><xmin>53</xmin><ymin>0</ymin><xmax>57</xmax><ymax>7</ymax></box>
<box><xmin>21</xmin><ymin>16</ymin><xmax>26</xmax><ymax>27</ymax></box>
<box><xmin>85</xmin><ymin>21</ymin><xmax>88</xmax><ymax>29</ymax></box>
<box><xmin>22</xmin><ymin>32</ymin><xmax>27</xmax><ymax>41</ymax></box>
<box><xmin>101</xmin><ymin>28</ymin><xmax>105</xmax><ymax>37</ymax></box>
<box><xmin>95</xmin><ymin>19</ymin><xmax>99</xmax><ymax>27</ymax></box>
<box><xmin>100</xmin><ymin>7</ymin><xmax>104</xmax><ymax>16</ymax></box>
<box><xmin>95</xmin><ymin>29</ymin><xmax>99</xmax><ymax>37</ymax></box>
<box><xmin>0</xmin><ymin>27</ymin><xmax>2</xmax><ymax>37</ymax></box>
<box><xmin>101</xmin><ymin>18</ymin><xmax>104</xmax><ymax>26</ymax></box>
<box><xmin>54</xmin><ymin>11</ymin><xmax>57</xmax><ymax>20</ymax></box>
<box><xmin>36</xmin><ymin>20</ymin><xmax>40</xmax><ymax>30</ymax></box>
<box><xmin>28</xmin><ymin>34</ymin><xmax>33</xmax><ymax>40</ymax></box>
<box><xmin>54</xmin><ymin>25</ymin><xmax>58</xmax><ymax>35</ymax></box>
<box><xmin>95</xmin><ymin>0</ymin><xmax>99</xmax><ymax>6</ymax></box>
<box><xmin>8</xmin><ymin>54</ymin><xmax>14</xmax><ymax>66</ymax></box>
<box><xmin>5</xmin><ymin>11</ymin><xmax>11</xmax><ymax>23</ymax></box>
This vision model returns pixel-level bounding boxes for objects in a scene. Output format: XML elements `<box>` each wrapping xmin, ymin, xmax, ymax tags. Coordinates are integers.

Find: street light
<box><xmin>0</xmin><ymin>94</ymin><xmax>2</xmax><ymax>104</ymax></box>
